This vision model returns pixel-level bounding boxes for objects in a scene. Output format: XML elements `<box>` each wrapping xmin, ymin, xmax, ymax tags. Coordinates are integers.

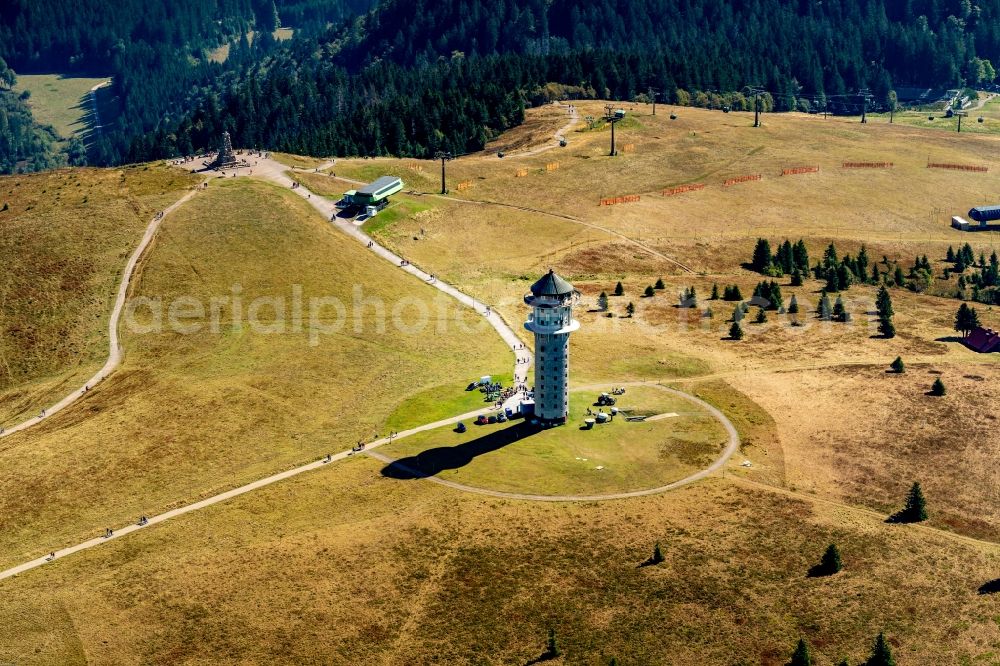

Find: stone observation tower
<box><xmin>524</xmin><ymin>269</ymin><xmax>580</xmax><ymax>424</ymax></box>
<box><xmin>211</xmin><ymin>131</ymin><xmax>239</xmax><ymax>169</ymax></box>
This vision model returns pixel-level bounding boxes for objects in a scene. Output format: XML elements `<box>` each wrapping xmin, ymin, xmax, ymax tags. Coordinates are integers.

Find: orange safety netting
<box><xmin>781</xmin><ymin>166</ymin><xmax>820</xmax><ymax>176</ymax></box>
<box><xmin>723</xmin><ymin>174</ymin><xmax>762</xmax><ymax>186</ymax></box>
<box><xmin>927</xmin><ymin>162</ymin><xmax>988</xmax><ymax>172</ymax></box>
<box><xmin>662</xmin><ymin>183</ymin><xmax>706</xmax><ymax>196</ymax></box>
<box><xmin>599</xmin><ymin>194</ymin><xmax>642</xmax><ymax>206</ymax></box>
<box><xmin>842</xmin><ymin>161</ymin><xmax>893</xmax><ymax>168</ymax></box>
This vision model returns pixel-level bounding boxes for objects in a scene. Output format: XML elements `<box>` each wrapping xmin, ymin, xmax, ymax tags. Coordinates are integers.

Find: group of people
<box><xmin>489</xmin><ymin>382</ymin><xmax>521</xmax><ymax>404</ymax></box>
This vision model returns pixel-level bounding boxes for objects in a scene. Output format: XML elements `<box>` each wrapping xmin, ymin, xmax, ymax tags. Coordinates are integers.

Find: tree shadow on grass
<box><xmin>885</xmin><ymin>510</ymin><xmax>923</xmax><ymax>524</ymax></box>
<box><xmin>381</xmin><ymin>421</ymin><xmax>541</xmax><ymax>479</ymax></box>
<box><xmin>978</xmin><ymin>579</ymin><xmax>1000</xmax><ymax>595</ymax></box>
<box><xmin>806</xmin><ymin>564</ymin><xmax>836</xmax><ymax>578</ymax></box>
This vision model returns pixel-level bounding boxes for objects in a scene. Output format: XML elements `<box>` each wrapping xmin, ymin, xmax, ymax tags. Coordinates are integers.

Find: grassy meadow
<box><xmin>0</xmin><ymin>176</ymin><xmax>510</xmax><ymax>571</ymax></box>
<box><xmin>378</xmin><ymin>386</ymin><xmax>728</xmax><ymax>496</ymax></box>
<box><xmin>320</xmin><ymin>103</ymin><xmax>999</xmax><ymax>539</ymax></box>
<box><xmin>0</xmin><ymin>458</ymin><xmax>997</xmax><ymax>665</ymax></box>
<box><xmin>12</xmin><ymin>74</ymin><xmax>110</xmax><ymax>141</ymax></box>
<box><xmin>0</xmin><ymin>165</ymin><xmax>199</xmax><ymax>424</ymax></box>
<box><xmin>0</xmin><ymin>102</ymin><xmax>998</xmax><ymax>663</ymax></box>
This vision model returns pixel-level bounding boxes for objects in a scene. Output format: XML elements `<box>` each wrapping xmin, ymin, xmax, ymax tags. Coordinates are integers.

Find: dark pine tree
<box><xmin>865</xmin><ymin>632</ymin><xmax>896</xmax><ymax>666</ymax></box>
<box><xmin>790</xmin><ymin>638</ymin><xmax>813</xmax><ymax>666</ymax></box>
<box><xmin>752</xmin><ymin>238</ymin><xmax>773</xmax><ymax>273</ymax></box>
<box><xmin>891</xmin><ymin>481</ymin><xmax>928</xmax><ymax>523</ymax></box>
<box><xmin>820</xmin><ymin>543</ymin><xmax>842</xmax><ymax>574</ymax></box>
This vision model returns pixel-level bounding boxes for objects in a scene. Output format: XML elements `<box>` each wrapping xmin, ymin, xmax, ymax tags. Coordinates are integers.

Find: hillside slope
<box><xmin>0</xmin><ymin>166</ymin><xmax>197</xmax><ymax>424</ymax></box>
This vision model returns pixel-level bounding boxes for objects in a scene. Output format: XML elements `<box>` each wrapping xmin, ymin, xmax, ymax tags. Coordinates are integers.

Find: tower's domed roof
<box><xmin>530</xmin><ymin>269</ymin><xmax>575</xmax><ymax>297</ymax></box>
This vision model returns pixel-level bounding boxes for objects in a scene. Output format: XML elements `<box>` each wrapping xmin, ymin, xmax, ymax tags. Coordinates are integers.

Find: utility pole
<box><xmin>648</xmin><ymin>87</ymin><xmax>659</xmax><ymax>116</ymax></box>
<box><xmin>603</xmin><ymin>104</ymin><xmax>624</xmax><ymax>156</ymax></box>
<box><xmin>435</xmin><ymin>150</ymin><xmax>453</xmax><ymax>194</ymax></box>
<box><xmin>747</xmin><ymin>86</ymin><xmax>765</xmax><ymax>127</ymax></box>
<box><xmin>858</xmin><ymin>88</ymin><xmax>871</xmax><ymax>123</ymax></box>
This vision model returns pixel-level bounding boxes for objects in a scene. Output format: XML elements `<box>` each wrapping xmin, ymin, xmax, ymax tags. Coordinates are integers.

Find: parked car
<box><xmin>476</xmin><ymin>415</ymin><xmax>489</xmax><ymax>426</ymax></box>
<box><xmin>455</xmin><ymin>422</ymin><xmax>467</xmax><ymax>433</ymax></box>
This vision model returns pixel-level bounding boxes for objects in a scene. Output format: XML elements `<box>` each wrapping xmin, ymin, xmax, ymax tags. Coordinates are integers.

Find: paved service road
<box><xmin>251</xmin><ymin>158</ymin><xmax>534</xmax><ymax>387</ymax></box>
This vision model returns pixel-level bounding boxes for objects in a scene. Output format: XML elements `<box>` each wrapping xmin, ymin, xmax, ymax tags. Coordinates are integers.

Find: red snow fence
<box><xmin>781</xmin><ymin>166</ymin><xmax>820</xmax><ymax>176</ymax></box>
<box><xmin>927</xmin><ymin>162</ymin><xmax>988</xmax><ymax>172</ymax></box>
<box><xmin>723</xmin><ymin>174</ymin><xmax>762</xmax><ymax>186</ymax></box>
<box><xmin>842</xmin><ymin>161</ymin><xmax>893</xmax><ymax>169</ymax></box>
<box><xmin>600</xmin><ymin>194</ymin><xmax>641</xmax><ymax>206</ymax></box>
<box><xmin>662</xmin><ymin>183</ymin><xmax>705</xmax><ymax>196</ymax></box>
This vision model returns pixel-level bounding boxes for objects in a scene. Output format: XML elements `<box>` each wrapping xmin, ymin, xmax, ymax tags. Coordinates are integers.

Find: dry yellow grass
<box><xmin>318</xmin><ymin>104</ymin><xmax>999</xmax><ymax>539</ymax></box>
<box><xmin>378</xmin><ymin>386</ymin><xmax>728</xmax><ymax>496</ymax></box>
<box><xmin>1</xmin><ymin>103</ymin><xmax>999</xmax><ymax>663</ymax></box>
<box><xmin>0</xmin><ymin>176</ymin><xmax>509</xmax><ymax>570</ymax></box>
<box><xmin>0</xmin><ymin>457</ymin><xmax>997</xmax><ymax>665</ymax></box>
<box><xmin>0</xmin><ymin>165</ymin><xmax>199</xmax><ymax>424</ymax></box>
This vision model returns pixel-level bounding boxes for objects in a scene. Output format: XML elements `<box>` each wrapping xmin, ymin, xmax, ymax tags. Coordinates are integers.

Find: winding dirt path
<box><xmin>508</xmin><ymin>102</ymin><xmax>579</xmax><ymax>158</ymax></box>
<box><xmin>0</xmin><ymin>166</ymin><xmax>706</xmax><ymax>581</ymax></box>
<box><xmin>0</xmin><ymin>404</ymin><xmax>489</xmax><ymax>581</ymax></box>
<box><xmin>364</xmin><ymin>383</ymin><xmax>741</xmax><ymax>502</ymax></box>
<box><xmin>0</xmin><ymin>185</ymin><xmax>203</xmax><ymax>440</ymax></box>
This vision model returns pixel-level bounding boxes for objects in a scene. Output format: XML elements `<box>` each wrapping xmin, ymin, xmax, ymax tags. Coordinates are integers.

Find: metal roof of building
<box><xmin>358</xmin><ymin>176</ymin><xmax>401</xmax><ymax>196</ymax></box>
<box><xmin>967</xmin><ymin>326</ymin><xmax>1000</xmax><ymax>353</ymax></box>
<box><xmin>969</xmin><ymin>205</ymin><xmax>1000</xmax><ymax>222</ymax></box>
<box><xmin>530</xmin><ymin>269</ymin><xmax>575</xmax><ymax>296</ymax></box>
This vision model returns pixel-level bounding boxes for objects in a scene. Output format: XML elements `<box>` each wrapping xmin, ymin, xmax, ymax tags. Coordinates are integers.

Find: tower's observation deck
<box><xmin>524</xmin><ymin>270</ymin><xmax>580</xmax><ymax>423</ymax></box>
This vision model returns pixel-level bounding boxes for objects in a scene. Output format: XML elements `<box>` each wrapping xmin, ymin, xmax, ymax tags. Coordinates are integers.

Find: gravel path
<box><xmin>364</xmin><ymin>383</ymin><xmax>741</xmax><ymax>502</ymax></box>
